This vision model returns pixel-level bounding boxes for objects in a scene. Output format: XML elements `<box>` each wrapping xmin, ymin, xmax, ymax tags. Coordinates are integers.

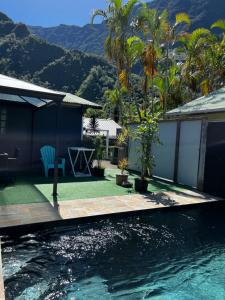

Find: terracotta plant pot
<box><xmin>92</xmin><ymin>167</ymin><xmax>105</xmax><ymax>177</ymax></box>
<box><xmin>116</xmin><ymin>174</ymin><xmax>128</xmax><ymax>186</ymax></box>
<box><xmin>134</xmin><ymin>178</ymin><xmax>148</xmax><ymax>193</ymax></box>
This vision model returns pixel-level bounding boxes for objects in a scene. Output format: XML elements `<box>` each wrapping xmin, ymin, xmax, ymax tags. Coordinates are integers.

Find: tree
<box><xmin>134</xmin><ymin>112</ymin><xmax>159</xmax><ymax>178</ymax></box>
<box><xmin>103</xmin><ymin>87</ymin><xmax>123</xmax><ymax>124</ymax></box>
<box><xmin>92</xmin><ymin>0</ymin><xmax>139</xmax><ymax>80</ymax></box>
<box><xmin>92</xmin><ymin>0</ymin><xmax>140</xmax><ymax>118</ymax></box>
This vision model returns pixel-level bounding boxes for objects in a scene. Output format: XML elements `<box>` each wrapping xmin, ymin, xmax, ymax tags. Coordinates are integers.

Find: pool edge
<box><xmin>0</xmin><ymin>241</ymin><xmax>5</xmax><ymax>300</ymax></box>
<box><xmin>0</xmin><ymin>199</ymin><xmax>224</xmax><ymax>236</ymax></box>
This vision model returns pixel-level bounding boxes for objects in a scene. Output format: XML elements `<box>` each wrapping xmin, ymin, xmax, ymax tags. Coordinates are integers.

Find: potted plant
<box><xmin>134</xmin><ymin>113</ymin><xmax>159</xmax><ymax>193</ymax></box>
<box><xmin>116</xmin><ymin>158</ymin><xmax>128</xmax><ymax>186</ymax></box>
<box><xmin>116</xmin><ymin>128</ymin><xmax>129</xmax><ymax>162</ymax></box>
<box><xmin>92</xmin><ymin>135</ymin><xmax>105</xmax><ymax>177</ymax></box>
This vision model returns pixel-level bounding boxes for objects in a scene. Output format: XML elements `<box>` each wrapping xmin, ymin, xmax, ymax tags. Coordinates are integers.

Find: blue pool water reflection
<box><xmin>2</xmin><ymin>204</ymin><xmax>225</xmax><ymax>299</ymax></box>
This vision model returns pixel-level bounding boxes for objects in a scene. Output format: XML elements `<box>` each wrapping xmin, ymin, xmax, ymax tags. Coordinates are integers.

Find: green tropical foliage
<box><xmin>0</xmin><ymin>13</ymin><xmax>117</xmax><ymax>104</ymax></box>
<box><xmin>93</xmin><ymin>0</ymin><xmax>225</xmax><ymax>178</ymax></box>
<box><xmin>134</xmin><ymin>112</ymin><xmax>159</xmax><ymax>178</ymax></box>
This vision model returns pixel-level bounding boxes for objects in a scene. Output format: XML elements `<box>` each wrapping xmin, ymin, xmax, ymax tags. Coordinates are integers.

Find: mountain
<box><xmin>0</xmin><ymin>12</ymin><xmax>116</xmax><ymax>103</ymax></box>
<box><xmin>29</xmin><ymin>0</ymin><xmax>225</xmax><ymax>55</ymax></box>
<box><xmin>30</xmin><ymin>23</ymin><xmax>108</xmax><ymax>56</ymax></box>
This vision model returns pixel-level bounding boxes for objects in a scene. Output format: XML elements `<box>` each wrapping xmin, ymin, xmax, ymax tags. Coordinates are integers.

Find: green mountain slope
<box><xmin>30</xmin><ymin>23</ymin><xmax>108</xmax><ymax>56</ymax></box>
<box><xmin>0</xmin><ymin>13</ymin><xmax>116</xmax><ymax>103</ymax></box>
<box><xmin>29</xmin><ymin>0</ymin><xmax>225</xmax><ymax>55</ymax></box>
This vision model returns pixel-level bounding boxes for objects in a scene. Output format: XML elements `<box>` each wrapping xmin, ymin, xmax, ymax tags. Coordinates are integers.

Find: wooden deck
<box><xmin>0</xmin><ymin>188</ymin><xmax>222</xmax><ymax>230</ymax></box>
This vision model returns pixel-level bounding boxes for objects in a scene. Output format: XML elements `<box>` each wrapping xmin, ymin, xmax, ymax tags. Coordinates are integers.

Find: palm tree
<box><xmin>103</xmin><ymin>87</ymin><xmax>123</xmax><ymax>124</ymax></box>
<box><xmin>177</xmin><ymin>28</ymin><xmax>212</xmax><ymax>96</ymax></box>
<box><xmin>92</xmin><ymin>0</ymin><xmax>140</xmax><ymax>120</ymax></box>
<box><xmin>92</xmin><ymin>0</ymin><xmax>139</xmax><ymax>84</ymax></box>
<box><xmin>135</xmin><ymin>6</ymin><xmax>191</xmax><ymax>113</ymax></box>
<box><xmin>209</xmin><ymin>20</ymin><xmax>225</xmax><ymax>89</ymax></box>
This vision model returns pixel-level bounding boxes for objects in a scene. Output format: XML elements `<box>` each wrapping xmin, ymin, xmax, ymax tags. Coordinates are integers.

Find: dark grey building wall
<box><xmin>0</xmin><ymin>102</ymin><xmax>83</xmax><ymax>173</ymax></box>
<box><xmin>33</xmin><ymin>104</ymin><xmax>83</xmax><ymax>172</ymax></box>
<box><xmin>0</xmin><ymin>103</ymin><xmax>33</xmax><ymax>170</ymax></box>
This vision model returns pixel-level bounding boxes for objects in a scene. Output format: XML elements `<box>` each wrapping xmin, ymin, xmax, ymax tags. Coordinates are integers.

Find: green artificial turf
<box><xmin>0</xmin><ymin>169</ymin><xmax>185</xmax><ymax>206</ymax></box>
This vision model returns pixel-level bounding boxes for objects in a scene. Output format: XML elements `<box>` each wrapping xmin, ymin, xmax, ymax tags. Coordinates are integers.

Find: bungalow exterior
<box><xmin>128</xmin><ymin>87</ymin><xmax>225</xmax><ymax>198</ymax></box>
<box><xmin>83</xmin><ymin>118</ymin><xmax>122</xmax><ymax>141</ymax></box>
<box><xmin>0</xmin><ymin>74</ymin><xmax>101</xmax><ymax>174</ymax></box>
<box><xmin>83</xmin><ymin>118</ymin><xmax>122</xmax><ymax>159</ymax></box>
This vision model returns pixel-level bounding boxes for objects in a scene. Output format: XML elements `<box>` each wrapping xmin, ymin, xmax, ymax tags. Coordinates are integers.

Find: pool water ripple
<box><xmin>2</xmin><ymin>205</ymin><xmax>225</xmax><ymax>299</ymax></box>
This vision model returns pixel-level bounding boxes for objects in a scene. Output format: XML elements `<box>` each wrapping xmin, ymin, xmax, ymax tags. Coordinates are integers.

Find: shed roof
<box><xmin>83</xmin><ymin>118</ymin><xmax>122</xmax><ymax>139</ymax></box>
<box><xmin>166</xmin><ymin>87</ymin><xmax>225</xmax><ymax>116</ymax></box>
<box><xmin>63</xmin><ymin>93</ymin><xmax>101</xmax><ymax>109</ymax></box>
<box><xmin>0</xmin><ymin>74</ymin><xmax>64</xmax><ymax>99</ymax></box>
<box><xmin>0</xmin><ymin>74</ymin><xmax>101</xmax><ymax>109</ymax></box>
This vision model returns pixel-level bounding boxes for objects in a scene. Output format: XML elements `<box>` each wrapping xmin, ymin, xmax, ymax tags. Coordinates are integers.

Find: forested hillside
<box><xmin>30</xmin><ymin>23</ymin><xmax>108</xmax><ymax>56</ymax></box>
<box><xmin>0</xmin><ymin>12</ymin><xmax>116</xmax><ymax>103</ymax></box>
<box><xmin>30</xmin><ymin>0</ymin><xmax>225</xmax><ymax>55</ymax></box>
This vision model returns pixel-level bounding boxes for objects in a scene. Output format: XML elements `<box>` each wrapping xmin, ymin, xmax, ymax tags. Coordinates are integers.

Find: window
<box><xmin>0</xmin><ymin>108</ymin><xmax>7</xmax><ymax>135</ymax></box>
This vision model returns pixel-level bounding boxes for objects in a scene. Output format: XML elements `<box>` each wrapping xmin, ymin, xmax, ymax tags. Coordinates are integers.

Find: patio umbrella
<box><xmin>0</xmin><ymin>75</ymin><xmax>65</xmax><ymax>197</ymax></box>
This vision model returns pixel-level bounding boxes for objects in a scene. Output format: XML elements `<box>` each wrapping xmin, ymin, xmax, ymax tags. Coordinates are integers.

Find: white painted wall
<box><xmin>128</xmin><ymin>124</ymin><xmax>141</xmax><ymax>172</ymax></box>
<box><xmin>177</xmin><ymin>120</ymin><xmax>202</xmax><ymax>188</ymax></box>
<box><xmin>128</xmin><ymin>120</ymin><xmax>202</xmax><ymax>188</ymax></box>
<box><xmin>128</xmin><ymin>121</ymin><xmax>177</xmax><ymax>179</ymax></box>
<box><xmin>152</xmin><ymin>121</ymin><xmax>177</xmax><ymax>180</ymax></box>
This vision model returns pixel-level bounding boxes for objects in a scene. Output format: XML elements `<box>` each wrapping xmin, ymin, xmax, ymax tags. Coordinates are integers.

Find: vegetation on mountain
<box><xmin>0</xmin><ymin>13</ymin><xmax>116</xmax><ymax>103</ymax></box>
<box><xmin>30</xmin><ymin>23</ymin><xmax>108</xmax><ymax>55</ymax></box>
<box><xmin>77</xmin><ymin>65</ymin><xmax>115</xmax><ymax>102</ymax></box>
<box><xmin>30</xmin><ymin>0</ymin><xmax>225</xmax><ymax>55</ymax></box>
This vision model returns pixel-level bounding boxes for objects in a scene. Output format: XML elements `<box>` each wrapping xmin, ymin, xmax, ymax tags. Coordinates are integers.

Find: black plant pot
<box><xmin>134</xmin><ymin>178</ymin><xmax>148</xmax><ymax>193</ymax></box>
<box><xmin>92</xmin><ymin>167</ymin><xmax>105</xmax><ymax>177</ymax></box>
<box><xmin>116</xmin><ymin>174</ymin><xmax>128</xmax><ymax>186</ymax></box>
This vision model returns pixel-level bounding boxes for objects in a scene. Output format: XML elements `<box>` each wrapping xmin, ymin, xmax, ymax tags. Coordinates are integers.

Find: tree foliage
<box><xmin>0</xmin><ymin>14</ymin><xmax>117</xmax><ymax>104</ymax></box>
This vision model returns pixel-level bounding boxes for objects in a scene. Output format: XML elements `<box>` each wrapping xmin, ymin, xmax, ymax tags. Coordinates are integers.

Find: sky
<box><xmin>0</xmin><ymin>0</ymin><xmax>109</xmax><ymax>27</ymax></box>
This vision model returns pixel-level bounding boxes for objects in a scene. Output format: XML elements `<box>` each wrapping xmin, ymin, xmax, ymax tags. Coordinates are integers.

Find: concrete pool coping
<box><xmin>0</xmin><ymin>188</ymin><xmax>223</xmax><ymax>233</ymax></box>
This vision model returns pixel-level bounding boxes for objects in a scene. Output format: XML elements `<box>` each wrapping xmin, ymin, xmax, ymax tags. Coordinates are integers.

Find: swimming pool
<box><xmin>2</xmin><ymin>203</ymin><xmax>225</xmax><ymax>299</ymax></box>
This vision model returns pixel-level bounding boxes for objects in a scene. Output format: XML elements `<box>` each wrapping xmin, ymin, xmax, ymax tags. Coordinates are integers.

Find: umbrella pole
<box><xmin>53</xmin><ymin>101</ymin><xmax>62</xmax><ymax>197</ymax></box>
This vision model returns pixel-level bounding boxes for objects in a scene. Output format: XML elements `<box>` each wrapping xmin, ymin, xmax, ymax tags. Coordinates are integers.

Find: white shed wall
<box><xmin>177</xmin><ymin>120</ymin><xmax>202</xmax><ymax>188</ymax></box>
<box><xmin>152</xmin><ymin>121</ymin><xmax>177</xmax><ymax>180</ymax></box>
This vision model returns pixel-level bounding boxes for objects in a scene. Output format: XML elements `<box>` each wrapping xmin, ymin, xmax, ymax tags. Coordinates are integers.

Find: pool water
<box><xmin>2</xmin><ymin>204</ymin><xmax>225</xmax><ymax>299</ymax></box>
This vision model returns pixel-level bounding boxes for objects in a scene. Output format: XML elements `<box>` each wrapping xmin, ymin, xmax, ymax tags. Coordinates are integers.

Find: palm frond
<box><xmin>159</xmin><ymin>9</ymin><xmax>169</xmax><ymax>22</ymax></box>
<box><xmin>91</xmin><ymin>9</ymin><xmax>107</xmax><ymax>24</ymax></box>
<box><xmin>211</xmin><ymin>19</ymin><xmax>225</xmax><ymax>32</ymax></box>
<box><xmin>123</xmin><ymin>0</ymin><xmax>139</xmax><ymax>17</ymax></box>
<box><xmin>104</xmin><ymin>35</ymin><xmax>114</xmax><ymax>60</ymax></box>
<box><xmin>189</xmin><ymin>28</ymin><xmax>211</xmax><ymax>47</ymax></box>
<box><xmin>111</xmin><ymin>0</ymin><xmax>122</xmax><ymax>10</ymax></box>
<box><xmin>127</xmin><ymin>36</ymin><xmax>144</xmax><ymax>65</ymax></box>
<box><xmin>175</xmin><ymin>13</ymin><xmax>191</xmax><ymax>27</ymax></box>
<box><xmin>127</xmin><ymin>36</ymin><xmax>142</xmax><ymax>46</ymax></box>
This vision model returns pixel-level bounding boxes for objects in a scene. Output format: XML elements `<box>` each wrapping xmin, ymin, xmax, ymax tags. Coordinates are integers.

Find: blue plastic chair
<box><xmin>40</xmin><ymin>145</ymin><xmax>65</xmax><ymax>177</ymax></box>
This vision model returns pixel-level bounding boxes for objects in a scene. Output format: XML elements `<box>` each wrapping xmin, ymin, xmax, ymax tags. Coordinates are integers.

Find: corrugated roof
<box><xmin>0</xmin><ymin>93</ymin><xmax>48</xmax><ymax>107</ymax></box>
<box><xmin>167</xmin><ymin>87</ymin><xmax>225</xmax><ymax>116</ymax></box>
<box><xmin>0</xmin><ymin>74</ymin><xmax>64</xmax><ymax>98</ymax></box>
<box><xmin>83</xmin><ymin>118</ymin><xmax>121</xmax><ymax>139</ymax></box>
<box><xmin>63</xmin><ymin>93</ymin><xmax>101</xmax><ymax>108</ymax></box>
<box><xmin>0</xmin><ymin>74</ymin><xmax>102</xmax><ymax>109</ymax></box>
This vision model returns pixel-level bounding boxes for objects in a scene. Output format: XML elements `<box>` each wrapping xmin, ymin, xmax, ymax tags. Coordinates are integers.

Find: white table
<box><xmin>68</xmin><ymin>147</ymin><xmax>95</xmax><ymax>177</ymax></box>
